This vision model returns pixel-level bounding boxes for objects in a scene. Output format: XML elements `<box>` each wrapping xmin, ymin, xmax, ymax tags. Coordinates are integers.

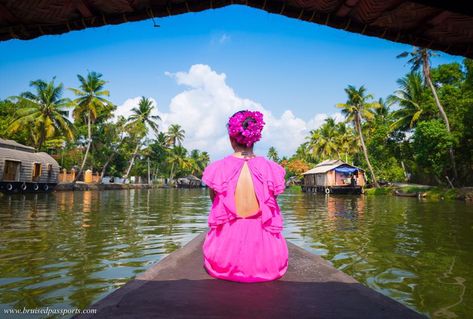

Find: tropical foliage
<box><xmin>281</xmin><ymin>55</ymin><xmax>473</xmax><ymax>187</ymax></box>
<box><xmin>8</xmin><ymin>78</ymin><xmax>74</xmax><ymax>150</ymax></box>
<box><xmin>1</xmin><ymin>74</ymin><xmax>210</xmax><ymax>184</ymax></box>
<box><xmin>2</xmin><ymin>52</ymin><xmax>473</xmax><ymax>188</ymax></box>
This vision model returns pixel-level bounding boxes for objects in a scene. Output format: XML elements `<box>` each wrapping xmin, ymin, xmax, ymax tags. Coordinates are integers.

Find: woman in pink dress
<box><xmin>201</xmin><ymin>110</ymin><xmax>289</xmax><ymax>283</ymax></box>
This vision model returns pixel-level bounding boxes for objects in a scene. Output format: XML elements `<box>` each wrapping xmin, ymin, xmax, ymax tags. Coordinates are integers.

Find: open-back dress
<box><xmin>201</xmin><ymin>154</ymin><xmax>288</xmax><ymax>283</ymax></box>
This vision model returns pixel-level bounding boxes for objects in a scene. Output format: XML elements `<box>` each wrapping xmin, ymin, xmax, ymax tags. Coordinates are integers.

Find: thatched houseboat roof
<box><xmin>302</xmin><ymin>159</ymin><xmax>364</xmax><ymax>175</ymax></box>
<box><xmin>0</xmin><ymin>1</ymin><xmax>472</xmax><ymax>58</ymax></box>
<box><xmin>0</xmin><ymin>138</ymin><xmax>35</xmax><ymax>153</ymax></box>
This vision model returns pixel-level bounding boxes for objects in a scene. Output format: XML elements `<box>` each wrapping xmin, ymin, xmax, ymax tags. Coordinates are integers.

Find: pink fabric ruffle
<box><xmin>201</xmin><ymin>155</ymin><xmax>288</xmax><ymax>282</ymax></box>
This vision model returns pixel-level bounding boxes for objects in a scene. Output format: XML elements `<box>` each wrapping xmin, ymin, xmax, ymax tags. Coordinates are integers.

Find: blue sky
<box><xmin>0</xmin><ymin>5</ymin><xmax>463</xmax><ymax>160</ymax></box>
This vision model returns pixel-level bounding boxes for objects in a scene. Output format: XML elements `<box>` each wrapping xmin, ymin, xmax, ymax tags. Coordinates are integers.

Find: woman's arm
<box><xmin>209</xmin><ymin>188</ymin><xmax>215</xmax><ymax>202</ymax></box>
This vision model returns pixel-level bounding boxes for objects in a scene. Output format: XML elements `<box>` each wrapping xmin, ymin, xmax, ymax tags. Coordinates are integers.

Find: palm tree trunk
<box><xmin>400</xmin><ymin>160</ymin><xmax>408</xmax><ymax>180</ymax></box>
<box><xmin>99</xmin><ymin>137</ymin><xmax>126</xmax><ymax>183</ymax></box>
<box><xmin>169</xmin><ymin>162</ymin><xmax>175</xmax><ymax>184</ymax></box>
<box><xmin>423</xmin><ymin>59</ymin><xmax>459</xmax><ymax>183</ymax></box>
<box><xmin>37</xmin><ymin>122</ymin><xmax>46</xmax><ymax>150</ymax></box>
<box><xmin>356</xmin><ymin>115</ymin><xmax>379</xmax><ymax>188</ymax></box>
<box><xmin>99</xmin><ymin>152</ymin><xmax>116</xmax><ymax>183</ymax></box>
<box><xmin>123</xmin><ymin>142</ymin><xmax>141</xmax><ymax>182</ymax></box>
<box><xmin>147</xmin><ymin>157</ymin><xmax>151</xmax><ymax>185</ymax></box>
<box><xmin>74</xmin><ymin>112</ymin><xmax>92</xmax><ymax>183</ymax></box>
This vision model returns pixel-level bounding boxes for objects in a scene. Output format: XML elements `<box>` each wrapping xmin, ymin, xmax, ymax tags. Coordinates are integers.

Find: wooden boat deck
<box><xmin>73</xmin><ymin>231</ymin><xmax>426</xmax><ymax>319</ymax></box>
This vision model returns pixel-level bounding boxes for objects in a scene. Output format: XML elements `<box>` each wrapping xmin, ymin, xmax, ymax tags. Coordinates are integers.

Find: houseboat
<box><xmin>302</xmin><ymin>159</ymin><xmax>366</xmax><ymax>194</ymax></box>
<box><xmin>0</xmin><ymin>138</ymin><xmax>60</xmax><ymax>193</ymax></box>
<box><xmin>177</xmin><ymin>175</ymin><xmax>202</xmax><ymax>188</ymax></box>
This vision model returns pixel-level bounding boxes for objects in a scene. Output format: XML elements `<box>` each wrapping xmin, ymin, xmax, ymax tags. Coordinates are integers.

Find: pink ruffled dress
<box><xmin>201</xmin><ymin>154</ymin><xmax>289</xmax><ymax>283</ymax></box>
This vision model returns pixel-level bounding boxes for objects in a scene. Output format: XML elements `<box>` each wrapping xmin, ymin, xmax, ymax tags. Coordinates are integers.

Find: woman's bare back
<box><xmin>234</xmin><ymin>161</ymin><xmax>260</xmax><ymax>217</ymax></box>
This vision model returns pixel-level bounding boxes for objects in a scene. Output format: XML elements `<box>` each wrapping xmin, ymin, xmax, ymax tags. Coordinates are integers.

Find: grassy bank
<box><xmin>365</xmin><ymin>186</ymin><xmax>473</xmax><ymax>201</ymax></box>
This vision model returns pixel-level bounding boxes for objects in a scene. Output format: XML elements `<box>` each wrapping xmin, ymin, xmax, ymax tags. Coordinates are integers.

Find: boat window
<box><xmin>3</xmin><ymin>160</ymin><xmax>21</xmax><ymax>181</ymax></box>
<box><xmin>47</xmin><ymin>164</ymin><xmax>53</xmax><ymax>177</ymax></box>
<box><xmin>32</xmin><ymin>163</ymin><xmax>42</xmax><ymax>181</ymax></box>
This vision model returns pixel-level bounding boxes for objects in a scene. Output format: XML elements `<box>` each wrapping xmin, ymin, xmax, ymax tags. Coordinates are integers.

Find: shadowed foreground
<box><xmin>74</xmin><ymin>231</ymin><xmax>426</xmax><ymax>319</ymax></box>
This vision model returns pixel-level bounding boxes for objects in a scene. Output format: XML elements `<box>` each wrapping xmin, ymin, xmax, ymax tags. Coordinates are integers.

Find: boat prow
<box><xmin>74</xmin><ymin>231</ymin><xmax>426</xmax><ymax>318</ymax></box>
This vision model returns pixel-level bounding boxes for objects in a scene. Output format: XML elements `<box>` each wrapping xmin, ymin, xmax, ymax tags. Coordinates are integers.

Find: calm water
<box><xmin>0</xmin><ymin>188</ymin><xmax>472</xmax><ymax>318</ymax></box>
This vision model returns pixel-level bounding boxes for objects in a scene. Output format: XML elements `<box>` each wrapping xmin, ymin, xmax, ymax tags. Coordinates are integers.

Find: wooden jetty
<box><xmin>74</xmin><ymin>231</ymin><xmax>425</xmax><ymax>319</ymax></box>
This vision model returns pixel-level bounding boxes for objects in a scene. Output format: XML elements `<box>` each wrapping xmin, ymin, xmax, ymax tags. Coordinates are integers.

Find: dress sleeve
<box><xmin>202</xmin><ymin>160</ymin><xmax>227</xmax><ymax>194</ymax></box>
<box><xmin>267</xmin><ymin>160</ymin><xmax>286</xmax><ymax>196</ymax></box>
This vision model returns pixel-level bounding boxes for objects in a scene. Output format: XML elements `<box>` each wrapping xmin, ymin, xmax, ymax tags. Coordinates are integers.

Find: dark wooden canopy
<box><xmin>1</xmin><ymin>0</ymin><xmax>472</xmax><ymax>58</ymax></box>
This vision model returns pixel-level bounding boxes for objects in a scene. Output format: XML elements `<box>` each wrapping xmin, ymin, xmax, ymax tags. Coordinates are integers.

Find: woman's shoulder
<box><xmin>256</xmin><ymin>156</ymin><xmax>285</xmax><ymax>172</ymax></box>
<box><xmin>203</xmin><ymin>157</ymin><xmax>225</xmax><ymax>172</ymax></box>
<box><xmin>203</xmin><ymin>155</ymin><xmax>237</xmax><ymax>172</ymax></box>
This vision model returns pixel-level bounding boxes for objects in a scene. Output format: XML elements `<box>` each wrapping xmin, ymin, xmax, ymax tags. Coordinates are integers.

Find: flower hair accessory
<box><xmin>227</xmin><ymin>110</ymin><xmax>265</xmax><ymax>147</ymax></box>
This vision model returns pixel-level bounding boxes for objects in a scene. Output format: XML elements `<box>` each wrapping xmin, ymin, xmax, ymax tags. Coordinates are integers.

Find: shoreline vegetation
<box><xmin>0</xmin><ymin>72</ymin><xmax>210</xmax><ymax>186</ymax></box>
<box><xmin>268</xmin><ymin>50</ymin><xmax>473</xmax><ymax>192</ymax></box>
<box><xmin>1</xmin><ymin>49</ymin><xmax>473</xmax><ymax>193</ymax></box>
<box><xmin>287</xmin><ymin>185</ymin><xmax>473</xmax><ymax>201</ymax></box>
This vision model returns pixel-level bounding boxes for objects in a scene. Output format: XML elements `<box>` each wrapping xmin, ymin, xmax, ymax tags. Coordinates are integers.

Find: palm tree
<box><xmin>99</xmin><ymin>116</ymin><xmax>127</xmax><ymax>182</ymax></box>
<box><xmin>70</xmin><ymin>71</ymin><xmax>114</xmax><ymax>182</ymax></box>
<box><xmin>387</xmin><ymin>72</ymin><xmax>427</xmax><ymax>131</ymax></box>
<box><xmin>335</xmin><ymin>122</ymin><xmax>357</xmax><ymax>163</ymax></box>
<box><xmin>295</xmin><ymin>142</ymin><xmax>312</xmax><ymax>163</ymax></box>
<box><xmin>397</xmin><ymin>47</ymin><xmax>458</xmax><ymax>181</ymax></box>
<box><xmin>166</xmin><ymin>124</ymin><xmax>185</xmax><ymax>148</ymax></box>
<box><xmin>199</xmin><ymin>151</ymin><xmax>210</xmax><ymax>171</ymax></box>
<box><xmin>123</xmin><ymin>97</ymin><xmax>161</xmax><ymax>181</ymax></box>
<box><xmin>267</xmin><ymin>146</ymin><xmax>279</xmax><ymax>162</ymax></box>
<box><xmin>189</xmin><ymin>149</ymin><xmax>201</xmax><ymax>175</ymax></box>
<box><xmin>337</xmin><ymin>85</ymin><xmax>380</xmax><ymax>187</ymax></box>
<box><xmin>8</xmin><ymin>78</ymin><xmax>74</xmax><ymax>150</ymax></box>
<box><xmin>306</xmin><ymin>118</ymin><xmax>340</xmax><ymax>160</ymax></box>
<box><xmin>167</xmin><ymin>145</ymin><xmax>189</xmax><ymax>182</ymax></box>
<box><xmin>374</xmin><ymin>98</ymin><xmax>390</xmax><ymax>122</ymax></box>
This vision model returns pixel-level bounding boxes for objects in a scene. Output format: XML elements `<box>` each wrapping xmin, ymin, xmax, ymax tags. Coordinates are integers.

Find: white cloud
<box><xmin>118</xmin><ymin>64</ymin><xmax>343</xmax><ymax>161</ymax></box>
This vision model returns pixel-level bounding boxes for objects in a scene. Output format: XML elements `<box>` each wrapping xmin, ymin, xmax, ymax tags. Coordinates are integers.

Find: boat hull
<box><xmin>0</xmin><ymin>181</ymin><xmax>56</xmax><ymax>193</ymax></box>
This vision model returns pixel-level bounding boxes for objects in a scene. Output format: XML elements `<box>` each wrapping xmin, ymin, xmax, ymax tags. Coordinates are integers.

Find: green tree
<box><xmin>335</xmin><ymin>122</ymin><xmax>357</xmax><ymax>163</ymax></box>
<box><xmin>413</xmin><ymin>120</ymin><xmax>456</xmax><ymax>184</ymax></box>
<box><xmin>387</xmin><ymin>72</ymin><xmax>429</xmax><ymax>131</ymax></box>
<box><xmin>337</xmin><ymin>85</ymin><xmax>380</xmax><ymax>187</ymax></box>
<box><xmin>373</xmin><ymin>98</ymin><xmax>390</xmax><ymax>122</ymax></box>
<box><xmin>98</xmin><ymin>116</ymin><xmax>128</xmax><ymax>181</ymax></box>
<box><xmin>397</xmin><ymin>47</ymin><xmax>458</xmax><ymax>182</ymax></box>
<box><xmin>166</xmin><ymin>124</ymin><xmax>186</xmax><ymax>148</ymax></box>
<box><xmin>306</xmin><ymin>118</ymin><xmax>340</xmax><ymax>160</ymax></box>
<box><xmin>267</xmin><ymin>146</ymin><xmax>279</xmax><ymax>162</ymax></box>
<box><xmin>70</xmin><ymin>71</ymin><xmax>114</xmax><ymax>182</ymax></box>
<box><xmin>167</xmin><ymin>145</ymin><xmax>190</xmax><ymax>182</ymax></box>
<box><xmin>8</xmin><ymin>78</ymin><xmax>74</xmax><ymax>150</ymax></box>
<box><xmin>123</xmin><ymin>97</ymin><xmax>161</xmax><ymax>181</ymax></box>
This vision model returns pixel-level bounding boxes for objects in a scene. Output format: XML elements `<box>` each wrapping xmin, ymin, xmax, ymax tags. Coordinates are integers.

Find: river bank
<box><xmin>365</xmin><ymin>185</ymin><xmax>473</xmax><ymax>201</ymax></box>
<box><xmin>54</xmin><ymin>183</ymin><xmax>161</xmax><ymax>192</ymax></box>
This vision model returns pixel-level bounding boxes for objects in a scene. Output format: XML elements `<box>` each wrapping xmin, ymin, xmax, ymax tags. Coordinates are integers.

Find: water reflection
<box><xmin>0</xmin><ymin>189</ymin><xmax>472</xmax><ymax>318</ymax></box>
<box><xmin>0</xmin><ymin>189</ymin><xmax>210</xmax><ymax>316</ymax></box>
<box><xmin>281</xmin><ymin>192</ymin><xmax>473</xmax><ymax>319</ymax></box>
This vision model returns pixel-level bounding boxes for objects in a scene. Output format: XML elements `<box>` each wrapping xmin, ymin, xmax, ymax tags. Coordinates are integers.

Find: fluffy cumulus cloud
<box><xmin>117</xmin><ymin>64</ymin><xmax>343</xmax><ymax>161</ymax></box>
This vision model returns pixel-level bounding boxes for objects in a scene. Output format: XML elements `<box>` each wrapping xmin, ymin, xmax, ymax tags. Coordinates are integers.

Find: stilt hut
<box><xmin>0</xmin><ymin>138</ymin><xmax>60</xmax><ymax>193</ymax></box>
<box><xmin>302</xmin><ymin>160</ymin><xmax>366</xmax><ymax>194</ymax></box>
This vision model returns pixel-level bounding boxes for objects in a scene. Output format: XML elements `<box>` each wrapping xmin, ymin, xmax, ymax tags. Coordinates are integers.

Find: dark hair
<box><xmin>227</xmin><ymin>110</ymin><xmax>257</xmax><ymax>148</ymax></box>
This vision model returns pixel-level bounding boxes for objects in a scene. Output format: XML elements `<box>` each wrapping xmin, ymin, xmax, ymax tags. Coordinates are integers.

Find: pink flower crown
<box><xmin>227</xmin><ymin>110</ymin><xmax>265</xmax><ymax>147</ymax></box>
